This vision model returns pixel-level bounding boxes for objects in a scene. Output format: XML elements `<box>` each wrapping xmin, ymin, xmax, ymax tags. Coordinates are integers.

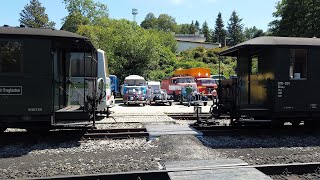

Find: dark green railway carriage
<box><xmin>0</xmin><ymin>27</ymin><xmax>98</xmax><ymax>131</ymax></box>
<box><xmin>217</xmin><ymin>36</ymin><xmax>320</xmax><ymax>125</ymax></box>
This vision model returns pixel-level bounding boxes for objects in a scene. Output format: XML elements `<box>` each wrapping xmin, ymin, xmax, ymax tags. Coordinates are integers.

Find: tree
<box><xmin>140</xmin><ymin>13</ymin><xmax>157</xmax><ymax>29</ymax></box>
<box><xmin>213</xmin><ymin>12</ymin><xmax>226</xmax><ymax>44</ymax></box>
<box><xmin>189</xmin><ymin>20</ymin><xmax>197</xmax><ymax>34</ymax></box>
<box><xmin>156</xmin><ymin>14</ymin><xmax>177</xmax><ymax>32</ymax></box>
<box><xmin>77</xmin><ymin>19</ymin><xmax>177</xmax><ymax>81</ymax></box>
<box><xmin>61</xmin><ymin>0</ymin><xmax>108</xmax><ymax>33</ymax></box>
<box><xmin>176</xmin><ymin>24</ymin><xmax>191</xmax><ymax>34</ymax></box>
<box><xmin>19</xmin><ymin>0</ymin><xmax>55</xmax><ymax>28</ymax></box>
<box><xmin>195</xmin><ymin>20</ymin><xmax>200</xmax><ymax>32</ymax></box>
<box><xmin>201</xmin><ymin>21</ymin><xmax>210</xmax><ymax>42</ymax></box>
<box><xmin>268</xmin><ymin>0</ymin><xmax>320</xmax><ymax>37</ymax></box>
<box><xmin>227</xmin><ymin>11</ymin><xmax>244</xmax><ymax>46</ymax></box>
<box><xmin>244</xmin><ymin>26</ymin><xmax>265</xmax><ymax>40</ymax></box>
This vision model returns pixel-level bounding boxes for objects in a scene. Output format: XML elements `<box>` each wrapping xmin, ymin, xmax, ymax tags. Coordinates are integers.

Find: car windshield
<box><xmin>200</xmin><ymin>79</ymin><xmax>216</xmax><ymax>84</ymax></box>
<box><xmin>212</xmin><ymin>75</ymin><xmax>226</xmax><ymax>80</ymax></box>
<box><xmin>176</xmin><ymin>78</ymin><xmax>194</xmax><ymax>83</ymax></box>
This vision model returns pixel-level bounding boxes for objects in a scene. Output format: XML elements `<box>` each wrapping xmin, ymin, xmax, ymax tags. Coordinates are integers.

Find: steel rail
<box><xmin>29</xmin><ymin>162</ymin><xmax>320</xmax><ymax>180</ymax></box>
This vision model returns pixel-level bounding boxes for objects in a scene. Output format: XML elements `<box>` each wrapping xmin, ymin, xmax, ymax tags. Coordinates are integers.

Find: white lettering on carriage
<box><xmin>0</xmin><ymin>86</ymin><xmax>22</xmax><ymax>95</ymax></box>
<box><xmin>277</xmin><ymin>82</ymin><xmax>290</xmax><ymax>98</ymax></box>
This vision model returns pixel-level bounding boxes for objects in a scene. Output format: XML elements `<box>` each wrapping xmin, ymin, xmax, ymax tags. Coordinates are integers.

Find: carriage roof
<box><xmin>219</xmin><ymin>36</ymin><xmax>320</xmax><ymax>56</ymax></box>
<box><xmin>0</xmin><ymin>27</ymin><xmax>88</xmax><ymax>39</ymax></box>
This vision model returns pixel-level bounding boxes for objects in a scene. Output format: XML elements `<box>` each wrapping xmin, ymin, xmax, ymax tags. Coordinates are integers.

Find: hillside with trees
<box><xmin>19</xmin><ymin>0</ymin><xmax>269</xmax><ymax>82</ymax></box>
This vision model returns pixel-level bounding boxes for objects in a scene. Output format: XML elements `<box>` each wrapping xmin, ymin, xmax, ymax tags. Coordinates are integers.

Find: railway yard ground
<box><xmin>1</xmin><ymin>100</ymin><xmax>320</xmax><ymax>179</ymax></box>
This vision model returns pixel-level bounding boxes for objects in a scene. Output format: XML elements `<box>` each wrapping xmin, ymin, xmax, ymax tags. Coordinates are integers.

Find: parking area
<box><xmin>111</xmin><ymin>99</ymin><xmax>213</xmax><ymax>115</ymax></box>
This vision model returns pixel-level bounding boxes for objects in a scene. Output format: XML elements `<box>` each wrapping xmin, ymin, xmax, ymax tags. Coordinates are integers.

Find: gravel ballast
<box><xmin>200</xmin><ymin>135</ymin><xmax>320</xmax><ymax>165</ymax></box>
<box><xmin>0</xmin><ymin>135</ymin><xmax>223</xmax><ymax>179</ymax></box>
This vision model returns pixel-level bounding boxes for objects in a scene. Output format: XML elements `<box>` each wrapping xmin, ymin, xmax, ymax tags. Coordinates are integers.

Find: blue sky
<box><xmin>0</xmin><ymin>0</ymin><xmax>279</xmax><ymax>31</ymax></box>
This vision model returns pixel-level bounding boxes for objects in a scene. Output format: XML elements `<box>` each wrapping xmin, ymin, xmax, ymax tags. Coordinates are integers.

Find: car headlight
<box><xmin>130</xmin><ymin>97</ymin><xmax>133</xmax><ymax>100</ymax></box>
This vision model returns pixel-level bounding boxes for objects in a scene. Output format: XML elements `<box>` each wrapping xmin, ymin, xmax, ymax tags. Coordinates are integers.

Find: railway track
<box><xmin>0</xmin><ymin>128</ymin><xmax>149</xmax><ymax>144</ymax></box>
<box><xmin>191</xmin><ymin>125</ymin><xmax>320</xmax><ymax>136</ymax></box>
<box><xmin>83</xmin><ymin>128</ymin><xmax>149</xmax><ymax>139</ymax></box>
<box><xmin>166</xmin><ymin>113</ymin><xmax>212</xmax><ymax>120</ymax></box>
<box><xmin>31</xmin><ymin>162</ymin><xmax>320</xmax><ymax>180</ymax></box>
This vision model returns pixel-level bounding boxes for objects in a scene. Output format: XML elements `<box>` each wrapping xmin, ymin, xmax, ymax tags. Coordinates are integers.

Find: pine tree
<box><xmin>195</xmin><ymin>20</ymin><xmax>200</xmax><ymax>32</ymax></box>
<box><xmin>19</xmin><ymin>0</ymin><xmax>55</xmax><ymax>28</ymax></box>
<box><xmin>214</xmin><ymin>12</ymin><xmax>226</xmax><ymax>44</ymax></box>
<box><xmin>189</xmin><ymin>20</ymin><xmax>196</xmax><ymax>34</ymax></box>
<box><xmin>201</xmin><ymin>21</ymin><xmax>210</xmax><ymax>42</ymax></box>
<box><xmin>227</xmin><ymin>11</ymin><xmax>244</xmax><ymax>46</ymax></box>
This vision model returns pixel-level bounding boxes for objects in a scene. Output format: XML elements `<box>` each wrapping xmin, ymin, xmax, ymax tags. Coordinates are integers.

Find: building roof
<box><xmin>0</xmin><ymin>27</ymin><xmax>88</xmax><ymax>39</ymax></box>
<box><xmin>219</xmin><ymin>36</ymin><xmax>320</xmax><ymax>56</ymax></box>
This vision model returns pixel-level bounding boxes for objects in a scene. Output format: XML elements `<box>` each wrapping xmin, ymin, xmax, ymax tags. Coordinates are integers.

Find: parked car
<box><xmin>211</xmin><ymin>74</ymin><xmax>227</xmax><ymax>85</ymax></box>
<box><xmin>123</xmin><ymin>86</ymin><xmax>147</xmax><ymax>106</ymax></box>
<box><xmin>179</xmin><ymin>87</ymin><xmax>208</xmax><ymax>106</ymax></box>
<box><xmin>151</xmin><ymin>89</ymin><xmax>174</xmax><ymax>106</ymax></box>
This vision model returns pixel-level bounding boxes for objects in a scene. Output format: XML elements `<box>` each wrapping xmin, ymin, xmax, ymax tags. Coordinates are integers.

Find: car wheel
<box><xmin>169</xmin><ymin>102</ymin><xmax>172</xmax><ymax>106</ymax></box>
<box><xmin>204</xmin><ymin>102</ymin><xmax>207</xmax><ymax>106</ymax></box>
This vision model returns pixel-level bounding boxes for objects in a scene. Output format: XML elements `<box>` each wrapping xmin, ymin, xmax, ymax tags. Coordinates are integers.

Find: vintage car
<box><xmin>179</xmin><ymin>87</ymin><xmax>208</xmax><ymax>106</ymax></box>
<box><xmin>123</xmin><ymin>86</ymin><xmax>147</xmax><ymax>106</ymax></box>
<box><xmin>151</xmin><ymin>89</ymin><xmax>174</xmax><ymax>106</ymax></box>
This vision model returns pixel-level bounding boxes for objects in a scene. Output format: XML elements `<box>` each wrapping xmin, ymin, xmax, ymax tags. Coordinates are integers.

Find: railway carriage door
<box><xmin>249</xmin><ymin>55</ymin><xmax>268</xmax><ymax>106</ymax></box>
<box><xmin>53</xmin><ymin>49</ymin><xmax>68</xmax><ymax>111</ymax></box>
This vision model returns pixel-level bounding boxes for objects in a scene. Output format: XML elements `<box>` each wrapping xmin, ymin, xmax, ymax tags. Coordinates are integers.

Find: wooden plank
<box><xmin>165</xmin><ymin>159</ymin><xmax>248</xmax><ymax>171</ymax></box>
<box><xmin>146</xmin><ymin>124</ymin><xmax>203</xmax><ymax>136</ymax></box>
<box><xmin>168</xmin><ymin>167</ymin><xmax>271</xmax><ymax>180</ymax></box>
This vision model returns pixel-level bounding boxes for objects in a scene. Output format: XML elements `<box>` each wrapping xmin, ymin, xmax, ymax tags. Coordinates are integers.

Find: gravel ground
<box><xmin>95</xmin><ymin>122</ymin><xmax>144</xmax><ymax>129</ymax></box>
<box><xmin>200</xmin><ymin>135</ymin><xmax>320</xmax><ymax>165</ymax></box>
<box><xmin>271</xmin><ymin>174</ymin><xmax>320</xmax><ymax>180</ymax></box>
<box><xmin>0</xmin><ymin>135</ymin><xmax>223</xmax><ymax>179</ymax></box>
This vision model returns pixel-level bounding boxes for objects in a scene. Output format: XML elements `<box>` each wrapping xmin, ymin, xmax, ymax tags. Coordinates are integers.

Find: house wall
<box><xmin>177</xmin><ymin>41</ymin><xmax>220</xmax><ymax>52</ymax></box>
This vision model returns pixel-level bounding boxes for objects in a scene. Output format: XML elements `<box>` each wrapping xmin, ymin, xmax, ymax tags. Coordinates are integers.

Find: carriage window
<box><xmin>251</xmin><ymin>56</ymin><xmax>259</xmax><ymax>75</ymax></box>
<box><xmin>290</xmin><ymin>49</ymin><xmax>307</xmax><ymax>79</ymax></box>
<box><xmin>70</xmin><ymin>52</ymin><xmax>97</xmax><ymax>77</ymax></box>
<box><xmin>0</xmin><ymin>41</ymin><xmax>22</xmax><ymax>73</ymax></box>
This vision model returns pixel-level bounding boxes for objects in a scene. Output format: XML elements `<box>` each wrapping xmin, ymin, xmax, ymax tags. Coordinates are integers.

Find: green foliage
<box><xmin>269</xmin><ymin>0</ymin><xmax>320</xmax><ymax>37</ymax></box>
<box><xmin>244</xmin><ymin>26</ymin><xmax>265</xmax><ymax>40</ymax></box>
<box><xmin>177</xmin><ymin>46</ymin><xmax>236</xmax><ymax>78</ymax></box>
<box><xmin>141</xmin><ymin>13</ymin><xmax>177</xmax><ymax>32</ymax></box>
<box><xmin>176</xmin><ymin>24</ymin><xmax>192</xmax><ymax>34</ymax></box>
<box><xmin>62</xmin><ymin>0</ymin><xmax>108</xmax><ymax>32</ymax></box>
<box><xmin>77</xmin><ymin>18</ymin><xmax>177</xmax><ymax>81</ymax></box>
<box><xmin>201</xmin><ymin>21</ymin><xmax>210</xmax><ymax>42</ymax></box>
<box><xmin>189</xmin><ymin>21</ymin><xmax>197</xmax><ymax>34</ymax></box>
<box><xmin>227</xmin><ymin>11</ymin><xmax>244</xmax><ymax>46</ymax></box>
<box><xmin>213</xmin><ymin>12</ymin><xmax>226</xmax><ymax>44</ymax></box>
<box><xmin>19</xmin><ymin>0</ymin><xmax>55</xmax><ymax>28</ymax></box>
<box><xmin>195</xmin><ymin>20</ymin><xmax>200</xmax><ymax>32</ymax></box>
<box><xmin>140</xmin><ymin>13</ymin><xmax>157</xmax><ymax>29</ymax></box>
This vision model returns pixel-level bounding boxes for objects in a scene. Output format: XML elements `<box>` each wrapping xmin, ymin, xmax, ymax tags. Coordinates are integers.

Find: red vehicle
<box><xmin>161</xmin><ymin>76</ymin><xmax>197</xmax><ymax>101</ymax></box>
<box><xmin>174</xmin><ymin>68</ymin><xmax>218</xmax><ymax>98</ymax></box>
<box><xmin>196</xmin><ymin>78</ymin><xmax>218</xmax><ymax>98</ymax></box>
